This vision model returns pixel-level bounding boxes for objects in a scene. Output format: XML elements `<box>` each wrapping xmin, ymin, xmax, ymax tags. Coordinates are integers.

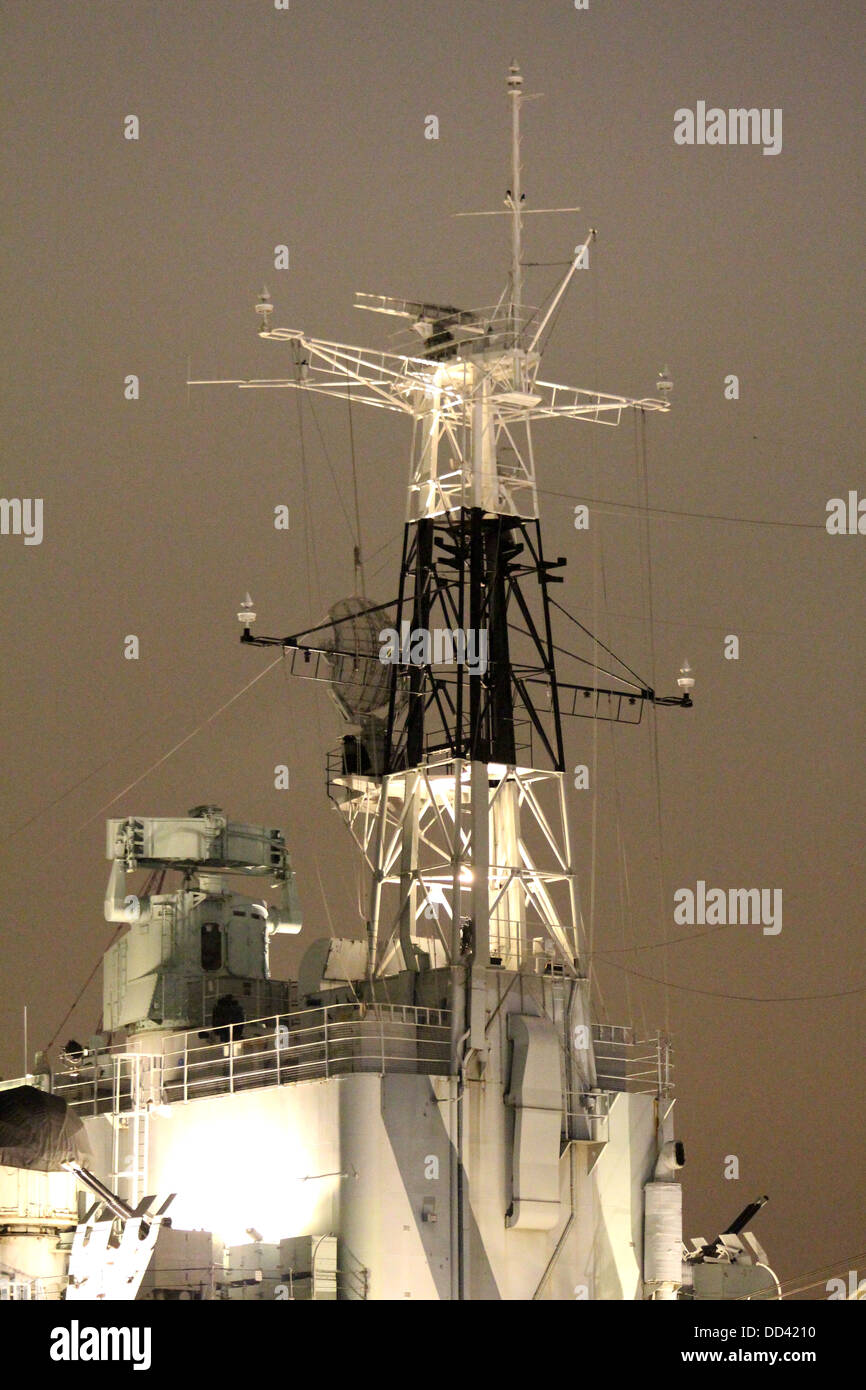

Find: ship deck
<box><xmin>53</xmin><ymin>1003</ymin><xmax>671</xmax><ymax>1144</ymax></box>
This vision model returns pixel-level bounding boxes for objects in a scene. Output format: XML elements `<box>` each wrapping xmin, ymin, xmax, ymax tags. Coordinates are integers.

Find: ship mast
<box><xmin>507</xmin><ymin>61</ymin><xmax>524</xmax><ymax>343</ymax></box>
<box><xmin>189</xmin><ymin>59</ymin><xmax>687</xmax><ymax>1088</ymax></box>
<box><xmin>185</xmin><ymin>61</ymin><xmax>695</xmax><ymax>1299</ymax></box>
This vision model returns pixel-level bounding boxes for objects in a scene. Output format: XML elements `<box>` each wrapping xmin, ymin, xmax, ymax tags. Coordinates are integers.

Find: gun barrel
<box><xmin>63</xmin><ymin>1160</ymin><xmax>138</xmax><ymax>1224</ymax></box>
<box><xmin>724</xmin><ymin>1194</ymin><xmax>769</xmax><ymax>1237</ymax></box>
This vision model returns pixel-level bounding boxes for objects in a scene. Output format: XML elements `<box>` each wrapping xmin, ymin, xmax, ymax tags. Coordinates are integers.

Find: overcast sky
<box><xmin>1</xmin><ymin>0</ymin><xmax>864</xmax><ymax>1298</ymax></box>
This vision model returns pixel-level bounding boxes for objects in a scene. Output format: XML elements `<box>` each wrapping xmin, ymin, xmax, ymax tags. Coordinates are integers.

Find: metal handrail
<box><xmin>326</xmin><ymin>717</ymin><xmax>535</xmax><ymax>792</ymax></box>
<box><xmin>55</xmin><ymin>1004</ymin><xmax>452</xmax><ymax>1115</ymax></box>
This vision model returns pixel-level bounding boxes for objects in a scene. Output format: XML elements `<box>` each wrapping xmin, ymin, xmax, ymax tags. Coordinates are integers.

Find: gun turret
<box><xmin>693</xmin><ymin>1195</ymin><xmax>769</xmax><ymax>1262</ymax></box>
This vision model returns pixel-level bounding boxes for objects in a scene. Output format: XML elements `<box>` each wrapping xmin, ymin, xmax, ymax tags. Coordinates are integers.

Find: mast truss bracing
<box><xmin>189</xmin><ymin>63</ymin><xmax>673</xmax><ymax>994</ymax></box>
<box><xmin>378</xmin><ymin>510</ymin><xmax>566</xmax><ymax>774</ymax></box>
<box><xmin>193</xmin><ymin>334</ymin><xmax>667</xmax><ymax>521</ymax></box>
<box><xmin>327</xmin><ymin>759</ymin><xmax>583</xmax><ymax>978</ymax></box>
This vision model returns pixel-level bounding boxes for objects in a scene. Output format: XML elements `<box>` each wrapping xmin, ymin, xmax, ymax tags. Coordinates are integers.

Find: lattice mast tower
<box><xmin>193</xmin><ymin>63</ymin><xmax>682</xmax><ymax>1084</ymax></box>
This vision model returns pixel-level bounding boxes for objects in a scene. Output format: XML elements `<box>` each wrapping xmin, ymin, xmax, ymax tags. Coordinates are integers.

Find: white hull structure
<box><xmin>54</xmin><ymin>989</ymin><xmax>673</xmax><ymax>1300</ymax></box>
<box><xmin>0</xmin><ymin>1152</ymin><xmax>78</xmax><ymax>1301</ymax></box>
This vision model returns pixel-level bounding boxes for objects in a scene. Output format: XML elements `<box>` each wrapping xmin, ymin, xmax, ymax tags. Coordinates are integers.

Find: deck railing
<box><xmin>52</xmin><ymin>1009</ymin><xmax>672</xmax><ymax>1143</ymax></box>
<box><xmin>54</xmin><ymin>1003</ymin><xmax>452</xmax><ymax>1116</ymax></box>
<box><xmin>591</xmin><ymin>1024</ymin><xmax>673</xmax><ymax>1096</ymax></box>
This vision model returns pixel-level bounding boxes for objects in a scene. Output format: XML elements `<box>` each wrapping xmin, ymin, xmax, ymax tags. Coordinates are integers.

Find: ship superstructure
<box><xmin>1</xmin><ymin>65</ymin><xmax>778</xmax><ymax>1303</ymax></box>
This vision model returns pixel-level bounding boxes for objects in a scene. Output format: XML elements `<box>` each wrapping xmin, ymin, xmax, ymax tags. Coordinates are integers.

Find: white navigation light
<box><xmin>238</xmin><ymin>593</ymin><xmax>256</xmax><ymax>628</ymax></box>
<box><xmin>255</xmin><ymin>287</ymin><xmax>273</xmax><ymax>334</ymax></box>
<box><xmin>656</xmin><ymin>365</ymin><xmax>673</xmax><ymax>398</ymax></box>
<box><xmin>677</xmin><ymin>659</ymin><xmax>695</xmax><ymax>692</ymax></box>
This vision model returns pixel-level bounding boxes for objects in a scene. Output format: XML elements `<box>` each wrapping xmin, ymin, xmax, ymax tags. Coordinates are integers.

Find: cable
<box><xmin>731</xmin><ymin>1249</ymin><xmax>866</xmax><ymax>1301</ymax></box>
<box><xmin>42</xmin><ymin>660</ymin><xmax>282</xmax><ymax>1045</ymax></box>
<box><xmin>0</xmin><ymin>689</ymin><xmax>209</xmax><ymax>851</ymax></box>
<box><xmin>3</xmin><ymin>373</ymin><xmax>372</xmax><ymax>856</ymax></box>
<box><xmin>367</xmin><ymin>536</ymin><xmax>402</xmax><ymax>584</ymax></box>
<box><xmin>0</xmin><ymin>751</ymin><xmax>130</xmax><ymax>850</ymax></box>
<box><xmin>292</xmin><ymin>383</ymin><xmax>321</xmax><ymax>628</ymax></box>
<box><xmin>565</xmin><ymin>604</ymin><xmax>815</xmax><ymax>641</ymax></box>
<box><xmin>75</xmin><ymin>655</ymin><xmax>285</xmax><ymax>833</ymax></box>
<box><xmin>538</xmin><ymin>487</ymin><xmax>826</xmax><ymax>532</ymax></box>
<box><xmin>302</xmin><ymin>388</ymin><xmax>357</xmax><ymax>551</ymax></box>
<box><xmin>279</xmin><ymin>652</ymin><xmax>337</xmax><ymax>938</ymax></box>
<box><xmin>593</xmin><ymin>953</ymin><xmax>866</xmax><ymax>1002</ymax></box>
<box><xmin>288</xmin><ymin>392</ymin><xmax>347</xmax><ymax>937</ymax></box>
<box><xmin>345</xmin><ymin>380</ymin><xmax>366</xmax><ymax>594</ymax></box>
<box><xmin>509</xmin><ymin>618</ymin><xmax>645</xmax><ymax>691</ymax></box>
<box><xmin>632</xmin><ymin>409</ymin><xmax>671</xmax><ymax>1036</ymax></box>
<box><xmin>46</xmin><ymin>926</ymin><xmax>123</xmax><ymax>1052</ymax></box>
<box><xmin>548</xmin><ymin>596</ymin><xmax>648</xmax><ymax>690</ymax></box>
<box><xmin>586</xmin><ymin>267</ymin><xmax>601</xmax><ymax>996</ymax></box>
<box><xmin>587</xmin><ymin>916</ymin><xmax>771</xmax><ymax>956</ymax></box>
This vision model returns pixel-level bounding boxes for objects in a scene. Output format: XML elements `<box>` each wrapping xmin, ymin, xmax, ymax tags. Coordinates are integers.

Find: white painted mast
<box><xmin>507</xmin><ymin>61</ymin><xmax>524</xmax><ymax>343</ymax></box>
<box><xmin>189</xmin><ymin>65</ymin><xmax>671</xmax><ymax>1003</ymax></box>
<box><xmin>185</xmin><ymin>67</ymin><xmax>689</xmax><ymax>1288</ymax></box>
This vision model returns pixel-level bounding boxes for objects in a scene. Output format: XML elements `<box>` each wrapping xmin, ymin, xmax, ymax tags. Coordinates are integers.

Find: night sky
<box><xmin>2</xmin><ymin>1</ymin><xmax>863</xmax><ymax>1300</ymax></box>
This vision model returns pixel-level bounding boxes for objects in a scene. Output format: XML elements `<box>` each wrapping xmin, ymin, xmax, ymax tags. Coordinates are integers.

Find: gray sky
<box><xmin>1</xmin><ymin>0</ymin><xmax>864</xmax><ymax>1298</ymax></box>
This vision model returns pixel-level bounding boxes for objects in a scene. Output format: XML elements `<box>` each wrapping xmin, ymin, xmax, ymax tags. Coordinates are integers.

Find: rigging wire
<box><xmin>279</xmin><ymin>651</ymin><xmax>337</xmax><ymax>940</ymax></box>
<box><xmin>0</xmin><ymin>729</ymin><xmax>160</xmax><ymax>850</ymax></box>
<box><xmin>596</xmin><ymin>520</ymin><xmax>644</xmax><ymax>1032</ymax></box>
<box><xmin>586</xmin><ymin>259</ymin><xmax>601</xmax><ymax>1007</ymax></box>
<box><xmin>593</xmin><ymin>952</ymin><xmax>866</xmax><ymax>1002</ymax></box>
<box><xmin>730</xmin><ymin>1250</ymin><xmax>866</xmax><ymax>1301</ymax></box>
<box><xmin>296</xmin><ymin>353</ymin><xmax>368</xmax><ymax>595</ymax></box>
<box><xmin>38</xmin><ymin>658</ymin><xmax>286</xmax><ymax>1044</ymax></box>
<box><xmin>292</xmin><ymin>377</ymin><xmax>321</xmax><ymax>628</ymax></box>
<box><xmin>634</xmin><ymin>408</ymin><xmax>671</xmax><ymax>1037</ymax></box>
<box><xmin>345</xmin><ymin>380</ymin><xmax>366</xmax><ymax>594</ymax></box>
<box><xmin>588</xmin><ymin>915</ymin><xmax>777</xmax><ymax>955</ymax></box>
<box><xmin>548</xmin><ymin>596</ymin><xmax>648</xmax><ymax>689</ymax></box>
<box><xmin>74</xmin><ymin>655</ymin><xmax>285</xmax><ymax>833</ymax></box>
<box><xmin>45</xmin><ymin>925</ymin><xmax>124</xmax><ymax>1052</ymax></box>
<box><xmin>564</xmin><ymin>603</ymin><xmax>815</xmax><ymax>641</ymax></box>
<box><xmin>0</xmin><ymin>657</ymin><xmax>263</xmax><ymax>852</ymax></box>
<box><xmin>44</xmin><ymin>654</ymin><xmax>293</xmax><ymax>1054</ymax></box>
<box><xmin>43</xmin><ymin>652</ymin><xmax>315</xmax><ymax>1054</ymax></box>
<box><xmin>302</xmin><ymin>388</ymin><xmax>357</xmax><ymax>552</ymax></box>
<box><xmin>366</xmin><ymin>529</ymin><xmax>402</xmax><ymax>565</ymax></box>
<box><xmin>538</xmin><ymin>487</ymin><xmax>826</xmax><ymax>532</ymax></box>
<box><xmin>2</xmin><ymin>379</ymin><xmax>374</xmax><ymax>856</ymax></box>
<box><xmin>607</xmin><ymin>716</ymin><xmax>643</xmax><ymax>1034</ymax></box>
<box><xmin>587</xmin><ymin>252</ymin><xmax>636</xmax><ymax>1035</ymax></box>
<box><xmin>367</xmin><ymin>536</ymin><xmax>403</xmax><ymax>585</ymax></box>
<box><xmin>290</xmin><ymin>384</ymin><xmax>350</xmax><ymax>937</ymax></box>
<box><xmin>508</xmin><ymin>619</ymin><xmax>644</xmax><ymax>691</ymax></box>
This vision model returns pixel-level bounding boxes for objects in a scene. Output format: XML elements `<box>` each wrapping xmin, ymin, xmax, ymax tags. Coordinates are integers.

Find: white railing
<box><xmin>591</xmin><ymin>1024</ymin><xmax>674</xmax><ymax>1096</ymax></box>
<box><xmin>54</xmin><ymin>1004</ymin><xmax>452</xmax><ymax>1115</ymax></box>
<box><xmin>0</xmin><ymin>1276</ymin><xmax>48</xmax><ymax>1300</ymax></box>
<box><xmin>564</xmin><ymin>1029</ymin><xmax>673</xmax><ymax>1143</ymax></box>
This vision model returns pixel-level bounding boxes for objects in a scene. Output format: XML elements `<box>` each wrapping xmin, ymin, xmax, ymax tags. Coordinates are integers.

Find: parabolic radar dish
<box><xmin>323</xmin><ymin>596</ymin><xmax>394</xmax><ymax>720</ymax></box>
